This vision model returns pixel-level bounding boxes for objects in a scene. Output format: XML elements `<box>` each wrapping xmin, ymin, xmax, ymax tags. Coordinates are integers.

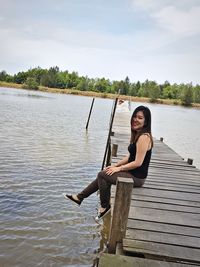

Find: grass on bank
<box><xmin>0</xmin><ymin>81</ymin><xmax>199</xmax><ymax>108</ymax></box>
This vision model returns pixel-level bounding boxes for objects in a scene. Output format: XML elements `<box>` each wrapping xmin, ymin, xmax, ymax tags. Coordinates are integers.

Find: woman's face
<box><xmin>132</xmin><ymin>111</ymin><xmax>145</xmax><ymax>131</ymax></box>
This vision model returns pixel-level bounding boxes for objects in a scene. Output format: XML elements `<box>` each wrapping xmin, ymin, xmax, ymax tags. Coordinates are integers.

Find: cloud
<box><xmin>153</xmin><ymin>6</ymin><xmax>200</xmax><ymax>37</ymax></box>
<box><xmin>131</xmin><ymin>0</ymin><xmax>200</xmax><ymax>37</ymax></box>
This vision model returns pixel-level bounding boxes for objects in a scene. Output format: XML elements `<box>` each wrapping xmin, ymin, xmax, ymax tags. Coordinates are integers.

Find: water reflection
<box><xmin>99</xmin><ymin>213</ymin><xmax>111</xmax><ymax>253</ymax></box>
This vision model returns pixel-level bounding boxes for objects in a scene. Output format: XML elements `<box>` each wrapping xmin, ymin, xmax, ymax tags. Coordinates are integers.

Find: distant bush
<box><xmin>173</xmin><ymin>100</ymin><xmax>179</xmax><ymax>105</ymax></box>
<box><xmin>101</xmin><ymin>93</ymin><xmax>108</xmax><ymax>98</ymax></box>
<box><xmin>70</xmin><ymin>91</ymin><xmax>79</xmax><ymax>95</ymax></box>
<box><xmin>180</xmin><ymin>84</ymin><xmax>193</xmax><ymax>106</ymax></box>
<box><xmin>23</xmin><ymin>77</ymin><xmax>39</xmax><ymax>90</ymax></box>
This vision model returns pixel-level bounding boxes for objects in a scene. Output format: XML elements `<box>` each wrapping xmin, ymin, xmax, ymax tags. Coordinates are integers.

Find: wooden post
<box><xmin>160</xmin><ymin>137</ymin><xmax>164</xmax><ymax>142</ymax></box>
<box><xmin>108</xmin><ymin>177</ymin><xmax>133</xmax><ymax>254</ymax></box>
<box><xmin>86</xmin><ymin>98</ymin><xmax>95</xmax><ymax>130</ymax></box>
<box><xmin>187</xmin><ymin>158</ymin><xmax>193</xmax><ymax>165</ymax></box>
<box><xmin>112</xmin><ymin>144</ymin><xmax>118</xmax><ymax>157</ymax></box>
<box><xmin>101</xmin><ymin>98</ymin><xmax>118</xmax><ymax>170</ymax></box>
<box><xmin>106</xmin><ymin>143</ymin><xmax>112</xmax><ymax>166</ymax></box>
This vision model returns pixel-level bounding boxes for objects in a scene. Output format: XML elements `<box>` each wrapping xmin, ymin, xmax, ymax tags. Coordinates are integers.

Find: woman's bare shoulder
<box><xmin>138</xmin><ymin>133</ymin><xmax>151</xmax><ymax>140</ymax></box>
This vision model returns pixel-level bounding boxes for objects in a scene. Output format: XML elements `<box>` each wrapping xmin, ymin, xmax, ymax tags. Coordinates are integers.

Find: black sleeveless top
<box><xmin>128</xmin><ymin>142</ymin><xmax>152</xmax><ymax>179</ymax></box>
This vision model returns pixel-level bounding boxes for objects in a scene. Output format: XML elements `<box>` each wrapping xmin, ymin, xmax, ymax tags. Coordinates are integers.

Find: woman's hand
<box><xmin>105</xmin><ymin>165</ymin><xmax>121</xmax><ymax>176</ymax></box>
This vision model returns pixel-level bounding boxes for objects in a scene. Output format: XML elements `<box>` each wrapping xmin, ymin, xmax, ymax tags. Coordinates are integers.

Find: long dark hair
<box><xmin>130</xmin><ymin>105</ymin><xmax>153</xmax><ymax>146</ymax></box>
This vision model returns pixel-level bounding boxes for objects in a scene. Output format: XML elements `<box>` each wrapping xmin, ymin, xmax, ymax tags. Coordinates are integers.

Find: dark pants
<box><xmin>77</xmin><ymin>170</ymin><xmax>146</xmax><ymax>208</ymax></box>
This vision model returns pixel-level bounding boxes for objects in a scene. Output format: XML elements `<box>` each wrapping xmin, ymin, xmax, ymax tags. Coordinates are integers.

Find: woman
<box><xmin>64</xmin><ymin>105</ymin><xmax>153</xmax><ymax>220</ymax></box>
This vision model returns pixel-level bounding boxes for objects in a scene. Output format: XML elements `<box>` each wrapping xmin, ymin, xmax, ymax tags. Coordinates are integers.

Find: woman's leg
<box><xmin>97</xmin><ymin>170</ymin><xmax>144</xmax><ymax>208</ymax></box>
<box><xmin>77</xmin><ymin>177</ymin><xmax>99</xmax><ymax>201</ymax></box>
<box><xmin>77</xmin><ymin>170</ymin><xmax>146</xmax><ymax>205</ymax></box>
<box><xmin>133</xmin><ymin>177</ymin><xmax>146</xmax><ymax>187</ymax></box>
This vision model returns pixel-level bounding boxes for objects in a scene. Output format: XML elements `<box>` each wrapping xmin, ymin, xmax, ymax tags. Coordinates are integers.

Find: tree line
<box><xmin>0</xmin><ymin>66</ymin><xmax>200</xmax><ymax>106</ymax></box>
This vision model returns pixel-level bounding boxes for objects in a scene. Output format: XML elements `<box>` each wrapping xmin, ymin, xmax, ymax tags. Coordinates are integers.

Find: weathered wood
<box><xmin>128</xmin><ymin>206</ymin><xmax>200</xmax><ymax>227</ymax></box>
<box><xmin>129</xmin><ymin>194</ymin><xmax>200</xmax><ymax>207</ymax></box>
<box><xmin>108</xmin><ymin>177</ymin><xmax>133</xmax><ymax>253</ymax></box>
<box><xmin>116</xmin><ymin>242</ymin><xmax>124</xmax><ymax>255</ymax></box>
<box><xmin>112</xmin><ymin>144</ymin><xmax>118</xmax><ymax>157</ymax></box>
<box><xmin>126</xmin><ymin>229</ymin><xmax>200</xmax><ymax>248</ymax></box>
<box><xmin>140</xmin><ymin>183</ymin><xmax>200</xmax><ymax>194</ymax></box>
<box><xmin>98</xmin><ymin>254</ymin><xmax>195</xmax><ymax>267</ymax></box>
<box><xmin>85</xmin><ymin>97</ymin><xmax>95</xmax><ymax>130</ymax></box>
<box><xmin>131</xmin><ymin>188</ymin><xmax>200</xmax><ymax>202</ymax></box>
<box><xmin>129</xmin><ymin>200</ymin><xmax>200</xmax><ymax>213</ymax></box>
<box><xmin>123</xmin><ymin>239</ymin><xmax>200</xmax><ymax>264</ymax></box>
<box><xmin>127</xmin><ymin>220</ymin><xmax>200</xmax><ymax>237</ymax></box>
<box><xmin>187</xmin><ymin>158</ymin><xmax>194</xmax><ymax>165</ymax></box>
<box><xmin>101</xmin><ymin>98</ymin><xmax>118</xmax><ymax>170</ymax></box>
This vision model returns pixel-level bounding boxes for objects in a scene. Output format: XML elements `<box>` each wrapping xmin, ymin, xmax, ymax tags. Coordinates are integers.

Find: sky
<box><xmin>0</xmin><ymin>0</ymin><xmax>200</xmax><ymax>84</ymax></box>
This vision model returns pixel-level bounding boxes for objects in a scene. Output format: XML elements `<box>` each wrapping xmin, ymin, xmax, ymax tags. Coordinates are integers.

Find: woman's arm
<box><xmin>105</xmin><ymin>134</ymin><xmax>150</xmax><ymax>175</ymax></box>
<box><xmin>120</xmin><ymin>134</ymin><xmax>150</xmax><ymax>171</ymax></box>
<box><xmin>114</xmin><ymin>155</ymin><xmax>129</xmax><ymax>167</ymax></box>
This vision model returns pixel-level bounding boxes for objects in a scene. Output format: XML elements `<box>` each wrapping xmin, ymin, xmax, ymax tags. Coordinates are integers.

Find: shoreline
<box><xmin>1</xmin><ymin>81</ymin><xmax>200</xmax><ymax>109</ymax></box>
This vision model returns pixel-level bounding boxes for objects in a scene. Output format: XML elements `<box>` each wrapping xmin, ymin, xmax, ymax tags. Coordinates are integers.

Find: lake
<box><xmin>0</xmin><ymin>87</ymin><xmax>200</xmax><ymax>267</ymax></box>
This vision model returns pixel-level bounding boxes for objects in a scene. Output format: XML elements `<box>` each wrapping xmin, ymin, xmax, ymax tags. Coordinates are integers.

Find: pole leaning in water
<box><xmin>86</xmin><ymin>98</ymin><xmax>95</xmax><ymax>130</ymax></box>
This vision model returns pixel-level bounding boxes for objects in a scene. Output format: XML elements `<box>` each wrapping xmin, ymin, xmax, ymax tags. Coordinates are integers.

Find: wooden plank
<box><xmin>146</xmin><ymin>180</ymin><xmax>200</xmax><ymax>189</ymax></box>
<box><xmin>130</xmin><ymin>194</ymin><xmax>200</xmax><ymax>207</ymax></box>
<box><xmin>132</xmin><ymin>188</ymin><xmax>200</xmax><ymax>202</ymax></box>
<box><xmin>125</xmin><ymin>229</ymin><xmax>200</xmax><ymax>248</ymax></box>
<box><xmin>98</xmin><ymin>254</ymin><xmax>196</xmax><ymax>267</ymax></box>
<box><xmin>149</xmin><ymin>164</ymin><xmax>200</xmax><ymax>173</ymax></box>
<box><xmin>129</xmin><ymin>200</ymin><xmax>200</xmax><ymax>213</ymax></box>
<box><xmin>123</xmin><ymin>239</ymin><xmax>200</xmax><ymax>263</ymax></box>
<box><xmin>150</xmin><ymin>159</ymin><xmax>192</xmax><ymax>167</ymax></box>
<box><xmin>127</xmin><ymin>220</ymin><xmax>200</xmax><ymax>237</ymax></box>
<box><xmin>142</xmin><ymin>184</ymin><xmax>200</xmax><ymax>194</ymax></box>
<box><xmin>150</xmin><ymin>162</ymin><xmax>196</xmax><ymax>170</ymax></box>
<box><xmin>148</xmin><ymin>172</ymin><xmax>200</xmax><ymax>180</ymax></box>
<box><xmin>146</xmin><ymin>176</ymin><xmax>200</xmax><ymax>186</ymax></box>
<box><xmin>129</xmin><ymin>206</ymin><xmax>200</xmax><ymax>227</ymax></box>
<box><xmin>111</xmin><ymin>187</ymin><xmax>200</xmax><ymax>207</ymax></box>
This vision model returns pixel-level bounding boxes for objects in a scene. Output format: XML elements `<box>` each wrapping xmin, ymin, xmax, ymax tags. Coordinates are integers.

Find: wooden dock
<box><xmin>98</xmin><ymin>111</ymin><xmax>200</xmax><ymax>266</ymax></box>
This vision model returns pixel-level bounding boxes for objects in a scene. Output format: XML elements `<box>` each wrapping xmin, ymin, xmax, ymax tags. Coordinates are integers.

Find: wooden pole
<box><xmin>108</xmin><ymin>177</ymin><xmax>133</xmax><ymax>254</ymax></box>
<box><xmin>106</xmin><ymin>143</ymin><xmax>112</xmax><ymax>167</ymax></box>
<box><xmin>112</xmin><ymin>144</ymin><xmax>118</xmax><ymax>157</ymax></box>
<box><xmin>86</xmin><ymin>98</ymin><xmax>95</xmax><ymax>130</ymax></box>
<box><xmin>101</xmin><ymin>98</ymin><xmax>118</xmax><ymax>170</ymax></box>
<box><xmin>187</xmin><ymin>158</ymin><xmax>193</xmax><ymax>165</ymax></box>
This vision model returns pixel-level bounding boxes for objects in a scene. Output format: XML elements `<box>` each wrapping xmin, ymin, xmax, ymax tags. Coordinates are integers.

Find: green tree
<box><xmin>139</xmin><ymin>80</ymin><xmax>150</xmax><ymax>97</ymax></box>
<box><xmin>129</xmin><ymin>81</ymin><xmax>141</xmax><ymax>96</ymax></box>
<box><xmin>0</xmin><ymin>70</ymin><xmax>8</xmax><ymax>81</ymax></box>
<box><xmin>193</xmin><ymin>85</ymin><xmax>200</xmax><ymax>103</ymax></box>
<box><xmin>13</xmin><ymin>71</ymin><xmax>28</xmax><ymax>84</ymax></box>
<box><xmin>111</xmin><ymin>81</ymin><xmax>121</xmax><ymax>94</ymax></box>
<box><xmin>23</xmin><ymin>77</ymin><xmax>39</xmax><ymax>90</ymax></box>
<box><xmin>40</xmin><ymin>66</ymin><xmax>60</xmax><ymax>88</ymax></box>
<box><xmin>180</xmin><ymin>83</ymin><xmax>193</xmax><ymax>106</ymax></box>
<box><xmin>162</xmin><ymin>86</ymin><xmax>173</xmax><ymax>99</ymax></box>
<box><xmin>160</xmin><ymin>80</ymin><xmax>171</xmax><ymax>98</ymax></box>
<box><xmin>66</xmin><ymin>71</ymin><xmax>79</xmax><ymax>88</ymax></box>
<box><xmin>148</xmin><ymin>81</ymin><xmax>161</xmax><ymax>102</ymax></box>
<box><xmin>76</xmin><ymin>77</ymin><xmax>89</xmax><ymax>91</ymax></box>
<box><xmin>27</xmin><ymin>67</ymin><xmax>47</xmax><ymax>84</ymax></box>
<box><xmin>5</xmin><ymin>74</ymin><xmax>14</xmax><ymax>83</ymax></box>
<box><xmin>93</xmin><ymin>78</ymin><xmax>110</xmax><ymax>93</ymax></box>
